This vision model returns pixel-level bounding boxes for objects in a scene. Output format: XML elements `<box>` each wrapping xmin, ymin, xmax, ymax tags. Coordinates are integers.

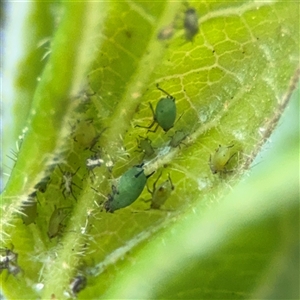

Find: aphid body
<box><xmin>47</xmin><ymin>206</ymin><xmax>71</xmax><ymax>239</ymax></box>
<box><xmin>70</xmin><ymin>275</ymin><xmax>87</xmax><ymax>296</ymax></box>
<box><xmin>136</xmin><ymin>84</ymin><xmax>176</xmax><ymax>133</ymax></box>
<box><xmin>136</xmin><ymin>136</ymin><xmax>155</xmax><ymax>158</ymax></box>
<box><xmin>157</xmin><ymin>24</ymin><xmax>174</xmax><ymax>40</ymax></box>
<box><xmin>147</xmin><ymin>172</ymin><xmax>174</xmax><ymax>209</ymax></box>
<box><xmin>184</xmin><ymin>8</ymin><xmax>199</xmax><ymax>41</ymax></box>
<box><xmin>86</xmin><ymin>153</ymin><xmax>104</xmax><ymax>172</ymax></box>
<box><xmin>169</xmin><ymin>130</ymin><xmax>188</xmax><ymax>148</ymax></box>
<box><xmin>73</xmin><ymin>119</ymin><xmax>97</xmax><ymax>150</ymax></box>
<box><xmin>21</xmin><ymin>192</ymin><xmax>38</xmax><ymax>225</ymax></box>
<box><xmin>58</xmin><ymin>166</ymin><xmax>81</xmax><ymax>201</ymax></box>
<box><xmin>209</xmin><ymin>144</ymin><xmax>235</xmax><ymax>174</ymax></box>
<box><xmin>104</xmin><ymin>164</ymin><xmax>153</xmax><ymax>213</ymax></box>
<box><xmin>0</xmin><ymin>249</ymin><xmax>17</xmax><ymax>269</ymax></box>
<box><xmin>0</xmin><ymin>248</ymin><xmax>21</xmax><ymax>276</ymax></box>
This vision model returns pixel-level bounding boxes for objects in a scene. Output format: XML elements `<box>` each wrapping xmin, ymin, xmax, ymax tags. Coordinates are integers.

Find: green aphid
<box><xmin>73</xmin><ymin>119</ymin><xmax>97</xmax><ymax>150</ymax></box>
<box><xmin>104</xmin><ymin>164</ymin><xmax>154</xmax><ymax>213</ymax></box>
<box><xmin>209</xmin><ymin>144</ymin><xmax>235</xmax><ymax>174</ymax></box>
<box><xmin>169</xmin><ymin>130</ymin><xmax>188</xmax><ymax>148</ymax></box>
<box><xmin>21</xmin><ymin>192</ymin><xmax>38</xmax><ymax>225</ymax></box>
<box><xmin>147</xmin><ymin>172</ymin><xmax>174</xmax><ymax>209</ymax></box>
<box><xmin>136</xmin><ymin>84</ymin><xmax>176</xmax><ymax>133</ymax></box>
<box><xmin>136</xmin><ymin>136</ymin><xmax>155</xmax><ymax>158</ymax></box>
<box><xmin>47</xmin><ymin>206</ymin><xmax>71</xmax><ymax>239</ymax></box>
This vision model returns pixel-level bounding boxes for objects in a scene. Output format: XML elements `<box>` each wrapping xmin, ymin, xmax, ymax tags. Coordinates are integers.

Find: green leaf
<box><xmin>1</xmin><ymin>1</ymin><xmax>299</xmax><ymax>299</ymax></box>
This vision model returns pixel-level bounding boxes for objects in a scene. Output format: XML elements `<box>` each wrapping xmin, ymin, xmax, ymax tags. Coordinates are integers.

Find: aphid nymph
<box><xmin>47</xmin><ymin>206</ymin><xmax>71</xmax><ymax>239</ymax></box>
<box><xmin>157</xmin><ymin>24</ymin><xmax>174</xmax><ymax>40</ymax></box>
<box><xmin>184</xmin><ymin>8</ymin><xmax>199</xmax><ymax>41</ymax></box>
<box><xmin>209</xmin><ymin>144</ymin><xmax>236</xmax><ymax>174</ymax></box>
<box><xmin>147</xmin><ymin>172</ymin><xmax>174</xmax><ymax>209</ymax></box>
<box><xmin>86</xmin><ymin>153</ymin><xmax>104</xmax><ymax>174</ymax></box>
<box><xmin>21</xmin><ymin>192</ymin><xmax>38</xmax><ymax>225</ymax></box>
<box><xmin>169</xmin><ymin>130</ymin><xmax>188</xmax><ymax>148</ymax></box>
<box><xmin>104</xmin><ymin>164</ymin><xmax>154</xmax><ymax>213</ymax></box>
<box><xmin>136</xmin><ymin>136</ymin><xmax>155</xmax><ymax>158</ymax></box>
<box><xmin>58</xmin><ymin>165</ymin><xmax>82</xmax><ymax>201</ymax></box>
<box><xmin>135</xmin><ymin>84</ymin><xmax>176</xmax><ymax>133</ymax></box>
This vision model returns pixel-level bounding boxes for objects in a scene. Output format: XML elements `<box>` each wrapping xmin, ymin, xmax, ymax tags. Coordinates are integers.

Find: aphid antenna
<box><xmin>174</xmin><ymin>111</ymin><xmax>185</xmax><ymax>126</ymax></box>
<box><xmin>156</xmin><ymin>83</ymin><xmax>174</xmax><ymax>99</ymax></box>
<box><xmin>89</xmin><ymin>127</ymin><xmax>108</xmax><ymax>151</ymax></box>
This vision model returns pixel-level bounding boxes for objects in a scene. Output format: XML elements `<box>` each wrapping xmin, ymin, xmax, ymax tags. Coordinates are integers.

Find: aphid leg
<box><xmin>112</xmin><ymin>185</ymin><xmax>119</xmax><ymax>195</ymax></box>
<box><xmin>224</xmin><ymin>152</ymin><xmax>237</xmax><ymax>173</ymax></box>
<box><xmin>70</xmin><ymin>188</ymin><xmax>78</xmax><ymax>202</ymax></box>
<box><xmin>73</xmin><ymin>166</ymin><xmax>80</xmax><ymax>176</ymax></box>
<box><xmin>61</xmin><ymin>187</ymin><xmax>67</xmax><ymax>199</ymax></box>
<box><xmin>146</xmin><ymin>183</ymin><xmax>153</xmax><ymax>195</ymax></box>
<box><xmin>147</xmin><ymin>123</ymin><xmax>159</xmax><ymax>133</ymax></box>
<box><xmin>153</xmin><ymin>171</ymin><xmax>163</xmax><ymax>192</ymax></box>
<box><xmin>89</xmin><ymin>127</ymin><xmax>107</xmax><ymax>152</ymax></box>
<box><xmin>167</xmin><ymin>173</ymin><xmax>175</xmax><ymax>191</ymax></box>
<box><xmin>135</xmin><ymin>103</ymin><xmax>156</xmax><ymax>130</ymax></box>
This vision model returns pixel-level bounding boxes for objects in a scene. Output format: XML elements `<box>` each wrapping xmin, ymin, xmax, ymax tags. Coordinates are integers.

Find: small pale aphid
<box><xmin>73</xmin><ymin>119</ymin><xmax>97</xmax><ymax>150</ymax></box>
<box><xmin>21</xmin><ymin>192</ymin><xmax>38</xmax><ymax>225</ymax></box>
<box><xmin>86</xmin><ymin>153</ymin><xmax>104</xmax><ymax>173</ymax></box>
<box><xmin>104</xmin><ymin>164</ymin><xmax>154</xmax><ymax>213</ymax></box>
<box><xmin>135</xmin><ymin>84</ymin><xmax>177</xmax><ymax>133</ymax></box>
<box><xmin>136</xmin><ymin>136</ymin><xmax>155</xmax><ymax>158</ymax></box>
<box><xmin>70</xmin><ymin>275</ymin><xmax>87</xmax><ymax>296</ymax></box>
<box><xmin>209</xmin><ymin>144</ymin><xmax>235</xmax><ymax>174</ymax></box>
<box><xmin>184</xmin><ymin>8</ymin><xmax>199</xmax><ymax>41</ymax></box>
<box><xmin>169</xmin><ymin>130</ymin><xmax>188</xmax><ymax>148</ymax></box>
<box><xmin>47</xmin><ymin>206</ymin><xmax>71</xmax><ymax>239</ymax></box>
<box><xmin>157</xmin><ymin>24</ymin><xmax>174</xmax><ymax>40</ymax></box>
<box><xmin>147</xmin><ymin>172</ymin><xmax>175</xmax><ymax>209</ymax></box>
<box><xmin>58</xmin><ymin>165</ymin><xmax>82</xmax><ymax>201</ymax></box>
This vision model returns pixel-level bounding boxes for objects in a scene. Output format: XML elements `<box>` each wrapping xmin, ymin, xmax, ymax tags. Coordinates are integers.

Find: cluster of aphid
<box><xmin>102</xmin><ymin>83</ymin><xmax>236</xmax><ymax>213</ymax></box>
<box><xmin>17</xmin><ymin>82</ymin><xmax>235</xmax><ymax>252</ymax></box>
<box><xmin>3</xmin><ymin>5</ymin><xmax>238</xmax><ymax>297</ymax></box>
<box><xmin>104</xmin><ymin>83</ymin><xmax>180</xmax><ymax>213</ymax></box>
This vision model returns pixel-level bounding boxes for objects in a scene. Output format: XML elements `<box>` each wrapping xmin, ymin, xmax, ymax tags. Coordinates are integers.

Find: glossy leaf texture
<box><xmin>0</xmin><ymin>1</ymin><xmax>299</xmax><ymax>299</ymax></box>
